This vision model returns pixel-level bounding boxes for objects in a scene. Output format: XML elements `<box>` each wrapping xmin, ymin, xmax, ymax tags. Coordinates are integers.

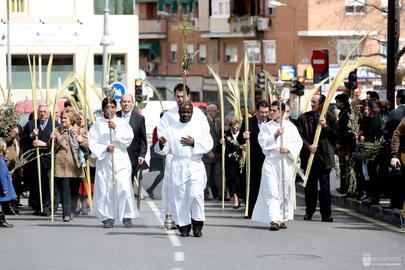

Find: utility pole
<box><xmin>7</xmin><ymin>0</ymin><xmax>12</xmax><ymax>92</ymax></box>
<box><xmin>101</xmin><ymin>0</ymin><xmax>113</xmax><ymax>89</ymax></box>
<box><xmin>386</xmin><ymin>0</ymin><xmax>396</xmax><ymax>105</ymax></box>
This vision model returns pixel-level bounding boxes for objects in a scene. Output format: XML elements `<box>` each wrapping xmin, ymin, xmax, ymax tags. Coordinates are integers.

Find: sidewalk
<box><xmin>296</xmin><ymin>168</ymin><xmax>404</xmax><ymax>228</ymax></box>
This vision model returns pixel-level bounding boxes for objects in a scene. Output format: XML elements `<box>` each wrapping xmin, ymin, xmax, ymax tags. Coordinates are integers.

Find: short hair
<box><xmin>335</xmin><ymin>93</ymin><xmax>350</xmax><ymax>106</ymax></box>
<box><xmin>64</xmin><ymin>100</ymin><xmax>72</xmax><ymax>108</ymax></box>
<box><xmin>178</xmin><ymin>100</ymin><xmax>193</xmax><ymax>112</ymax></box>
<box><xmin>366</xmin><ymin>91</ymin><xmax>380</xmax><ymax>100</ymax></box>
<box><xmin>102</xmin><ymin>98</ymin><xmax>117</xmax><ymax>110</ymax></box>
<box><xmin>227</xmin><ymin>116</ymin><xmax>240</xmax><ymax>128</ymax></box>
<box><xmin>174</xmin><ymin>83</ymin><xmax>190</xmax><ymax>95</ymax></box>
<box><xmin>271</xmin><ymin>101</ymin><xmax>286</xmax><ymax>112</ymax></box>
<box><xmin>38</xmin><ymin>104</ymin><xmax>49</xmax><ymax>111</ymax></box>
<box><xmin>318</xmin><ymin>94</ymin><xmax>326</xmax><ymax>104</ymax></box>
<box><xmin>62</xmin><ymin>108</ymin><xmax>77</xmax><ymax>125</ymax></box>
<box><xmin>256</xmin><ymin>100</ymin><xmax>269</xmax><ymax>110</ymax></box>
<box><xmin>365</xmin><ymin>99</ymin><xmax>380</xmax><ymax>115</ymax></box>
<box><xmin>397</xmin><ymin>90</ymin><xmax>405</xmax><ymax>104</ymax></box>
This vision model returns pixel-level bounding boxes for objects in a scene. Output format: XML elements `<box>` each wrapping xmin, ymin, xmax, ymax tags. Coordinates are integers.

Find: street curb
<box><xmin>296</xmin><ymin>184</ymin><xmax>403</xmax><ymax>227</ymax></box>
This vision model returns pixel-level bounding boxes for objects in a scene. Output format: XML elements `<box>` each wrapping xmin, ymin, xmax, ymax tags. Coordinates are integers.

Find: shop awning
<box><xmin>139</xmin><ymin>43</ymin><xmax>161</xmax><ymax>59</ymax></box>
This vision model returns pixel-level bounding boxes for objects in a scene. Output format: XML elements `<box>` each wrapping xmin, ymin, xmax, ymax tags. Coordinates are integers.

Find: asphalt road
<box><xmin>1</xmin><ymin>171</ymin><xmax>404</xmax><ymax>270</ymax></box>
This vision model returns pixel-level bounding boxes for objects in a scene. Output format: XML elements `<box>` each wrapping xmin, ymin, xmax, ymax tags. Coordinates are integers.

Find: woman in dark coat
<box><xmin>223</xmin><ymin>117</ymin><xmax>244</xmax><ymax>208</ymax></box>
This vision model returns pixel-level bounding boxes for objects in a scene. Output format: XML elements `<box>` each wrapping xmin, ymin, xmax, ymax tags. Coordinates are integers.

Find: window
<box><xmin>380</xmin><ymin>41</ymin><xmax>387</xmax><ymax>60</ymax></box>
<box><xmin>267</xmin><ymin>0</ymin><xmax>275</xmax><ymax>16</ymax></box>
<box><xmin>244</xmin><ymin>41</ymin><xmax>261</xmax><ymax>63</ymax></box>
<box><xmin>337</xmin><ymin>39</ymin><xmax>361</xmax><ymax>62</ymax></box>
<box><xmin>224</xmin><ymin>44</ymin><xmax>238</xmax><ymax>63</ymax></box>
<box><xmin>94</xmin><ymin>0</ymin><xmax>134</xmax><ymax>15</ymax></box>
<box><xmin>211</xmin><ymin>0</ymin><xmax>230</xmax><ymax>18</ymax></box>
<box><xmin>170</xmin><ymin>44</ymin><xmax>177</xmax><ymax>62</ymax></box>
<box><xmin>198</xmin><ymin>44</ymin><xmax>207</xmax><ymax>63</ymax></box>
<box><xmin>94</xmin><ymin>54</ymin><xmax>126</xmax><ymax>87</ymax></box>
<box><xmin>263</xmin><ymin>40</ymin><xmax>276</xmax><ymax>64</ymax></box>
<box><xmin>187</xmin><ymin>44</ymin><xmax>194</xmax><ymax>54</ymax></box>
<box><xmin>345</xmin><ymin>0</ymin><xmax>366</xmax><ymax>14</ymax></box>
<box><xmin>380</xmin><ymin>39</ymin><xmax>405</xmax><ymax>62</ymax></box>
<box><xmin>10</xmin><ymin>0</ymin><xmax>26</xmax><ymax>13</ymax></box>
<box><xmin>381</xmin><ymin>0</ymin><xmax>402</xmax><ymax>12</ymax></box>
<box><xmin>12</xmin><ymin>55</ymin><xmax>73</xmax><ymax>89</ymax></box>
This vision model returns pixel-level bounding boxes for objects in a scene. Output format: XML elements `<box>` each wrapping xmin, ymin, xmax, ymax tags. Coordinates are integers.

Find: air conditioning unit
<box><xmin>191</xmin><ymin>18</ymin><xmax>199</xmax><ymax>28</ymax></box>
<box><xmin>146</xmin><ymin>62</ymin><xmax>156</xmax><ymax>72</ymax></box>
<box><xmin>257</xmin><ymin>17</ymin><xmax>270</xmax><ymax>31</ymax></box>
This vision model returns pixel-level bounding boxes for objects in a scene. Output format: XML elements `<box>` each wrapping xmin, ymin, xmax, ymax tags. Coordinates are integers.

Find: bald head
<box><xmin>120</xmin><ymin>94</ymin><xmax>134</xmax><ymax>113</ymax></box>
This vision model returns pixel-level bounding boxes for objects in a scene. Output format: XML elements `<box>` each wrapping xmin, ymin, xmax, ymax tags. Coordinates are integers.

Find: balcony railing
<box><xmin>139</xmin><ymin>19</ymin><xmax>167</xmax><ymax>34</ymax></box>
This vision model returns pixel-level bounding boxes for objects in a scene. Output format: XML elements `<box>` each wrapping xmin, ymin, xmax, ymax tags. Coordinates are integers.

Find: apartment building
<box><xmin>0</xmin><ymin>0</ymin><xmax>139</xmax><ymax>103</ymax></box>
<box><xmin>138</xmin><ymin>0</ymin><xmax>405</xmax><ymax>104</ymax></box>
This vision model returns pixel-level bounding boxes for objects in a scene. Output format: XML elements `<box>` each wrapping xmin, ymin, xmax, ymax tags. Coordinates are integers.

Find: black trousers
<box><xmin>55</xmin><ymin>178</ymin><xmax>80</xmax><ymax>217</ymax></box>
<box><xmin>304</xmin><ymin>166</ymin><xmax>332</xmax><ymax>218</ymax></box>
<box><xmin>29</xmin><ymin>163</ymin><xmax>51</xmax><ymax>213</ymax></box>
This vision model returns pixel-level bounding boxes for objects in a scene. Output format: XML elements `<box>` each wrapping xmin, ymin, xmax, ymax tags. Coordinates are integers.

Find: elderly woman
<box><xmin>50</xmin><ymin>109</ymin><xmax>88</xmax><ymax>222</ymax></box>
<box><xmin>223</xmin><ymin>116</ymin><xmax>244</xmax><ymax>209</ymax></box>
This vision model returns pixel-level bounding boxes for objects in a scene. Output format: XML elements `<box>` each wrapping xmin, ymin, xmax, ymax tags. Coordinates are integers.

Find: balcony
<box><xmin>139</xmin><ymin>19</ymin><xmax>167</xmax><ymax>39</ymax></box>
<box><xmin>202</xmin><ymin>16</ymin><xmax>256</xmax><ymax>38</ymax></box>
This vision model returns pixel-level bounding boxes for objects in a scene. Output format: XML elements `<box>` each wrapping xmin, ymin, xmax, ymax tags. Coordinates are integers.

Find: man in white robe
<box><xmin>157</xmin><ymin>84</ymin><xmax>209</xmax><ymax>225</ymax></box>
<box><xmin>252</xmin><ymin>101</ymin><xmax>303</xmax><ymax>231</ymax></box>
<box><xmin>89</xmin><ymin>98</ymin><xmax>139</xmax><ymax>228</ymax></box>
<box><xmin>155</xmin><ymin>101</ymin><xmax>213</xmax><ymax>237</ymax></box>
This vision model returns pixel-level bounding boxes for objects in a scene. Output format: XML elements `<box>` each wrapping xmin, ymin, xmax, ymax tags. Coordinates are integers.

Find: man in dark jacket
<box><xmin>297</xmin><ymin>94</ymin><xmax>337</xmax><ymax>222</ymax></box>
<box><xmin>237</xmin><ymin>100</ymin><xmax>270</xmax><ymax>218</ymax></box>
<box><xmin>20</xmin><ymin>105</ymin><xmax>58</xmax><ymax>216</ymax></box>
<box><xmin>202</xmin><ymin>103</ymin><xmax>222</xmax><ymax>200</ymax></box>
<box><xmin>384</xmin><ymin>90</ymin><xmax>405</xmax><ymax>208</ymax></box>
<box><xmin>116</xmin><ymin>94</ymin><xmax>147</xmax><ymax>184</ymax></box>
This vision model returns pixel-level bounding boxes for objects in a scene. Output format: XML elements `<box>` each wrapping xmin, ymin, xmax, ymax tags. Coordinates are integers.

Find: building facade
<box><xmin>0</xmin><ymin>0</ymin><xmax>139</xmax><ymax>104</ymax></box>
<box><xmin>138</xmin><ymin>0</ymin><xmax>405</xmax><ymax>104</ymax></box>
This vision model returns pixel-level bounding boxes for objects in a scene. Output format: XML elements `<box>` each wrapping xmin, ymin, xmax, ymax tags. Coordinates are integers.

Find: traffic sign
<box><xmin>311</xmin><ymin>50</ymin><xmax>328</xmax><ymax>74</ymax></box>
<box><xmin>111</xmin><ymin>82</ymin><xmax>126</xmax><ymax>101</ymax></box>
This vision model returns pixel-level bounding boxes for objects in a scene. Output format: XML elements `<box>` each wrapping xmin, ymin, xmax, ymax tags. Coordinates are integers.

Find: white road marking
<box><xmin>174</xmin><ymin>252</ymin><xmax>185</xmax><ymax>262</ymax></box>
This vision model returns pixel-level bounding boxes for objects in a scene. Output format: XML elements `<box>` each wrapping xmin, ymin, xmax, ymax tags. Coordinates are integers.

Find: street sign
<box><xmin>311</xmin><ymin>50</ymin><xmax>328</xmax><ymax>74</ymax></box>
<box><xmin>111</xmin><ymin>82</ymin><xmax>126</xmax><ymax>101</ymax></box>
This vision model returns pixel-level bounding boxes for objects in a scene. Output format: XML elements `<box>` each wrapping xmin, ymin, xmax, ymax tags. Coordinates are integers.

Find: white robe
<box><xmin>89</xmin><ymin>116</ymin><xmax>139</xmax><ymax>222</ymax></box>
<box><xmin>157</xmin><ymin>105</ymin><xmax>209</xmax><ymax>217</ymax></box>
<box><xmin>155</xmin><ymin>118</ymin><xmax>213</xmax><ymax>226</ymax></box>
<box><xmin>252</xmin><ymin>120</ymin><xmax>303</xmax><ymax>224</ymax></box>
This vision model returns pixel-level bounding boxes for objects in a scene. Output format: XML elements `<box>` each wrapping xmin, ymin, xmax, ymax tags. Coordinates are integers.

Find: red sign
<box><xmin>311</xmin><ymin>50</ymin><xmax>328</xmax><ymax>74</ymax></box>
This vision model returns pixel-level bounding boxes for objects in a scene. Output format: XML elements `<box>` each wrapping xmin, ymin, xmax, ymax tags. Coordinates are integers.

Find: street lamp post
<box><xmin>101</xmin><ymin>0</ymin><xmax>114</xmax><ymax>89</ymax></box>
<box><xmin>7</xmin><ymin>0</ymin><xmax>12</xmax><ymax>92</ymax></box>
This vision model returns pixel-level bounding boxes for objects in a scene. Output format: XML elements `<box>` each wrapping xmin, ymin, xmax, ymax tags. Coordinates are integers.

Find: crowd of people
<box><xmin>1</xmin><ymin>84</ymin><xmax>404</xmax><ymax>236</ymax></box>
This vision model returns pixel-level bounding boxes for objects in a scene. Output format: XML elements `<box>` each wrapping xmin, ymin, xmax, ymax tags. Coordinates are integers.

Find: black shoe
<box><xmin>364</xmin><ymin>198</ymin><xmax>379</xmax><ymax>206</ymax></box>
<box><xmin>103</xmin><ymin>218</ymin><xmax>114</xmax><ymax>228</ymax></box>
<box><xmin>146</xmin><ymin>189</ymin><xmax>155</xmax><ymax>200</ymax></box>
<box><xmin>303</xmin><ymin>214</ymin><xmax>312</xmax><ymax>221</ymax></box>
<box><xmin>279</xmin><ymin>222</ymin><xmax>287</xmax><ymax>229</ymax></box>
<box><xmin>358</xmin><ymin>191</ymin><xmax>369</xmax><ymax>201</ymax></box>
<box><xmin>270</xmin><ymin>222</ymin><xmax>280</xmax><ymax>231</ymax></box>
<box><xmin>321</xmin><ymin>216</ymin><xmax>334</xmax><ymax>222</ymax></box>
<box><xmin>40</xmin><ymin>211</ymin><xmax>51</xmax><ymax>217</ymax></box>
<box><xmin>178</xmin><ymin>225</ymin><xmax>190</xmax><ymax>237</ymax></box>
<box><xmin>123</xmin><ymin>218</ymin><xmax>133</xmax><ymax>228</ymax></box>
